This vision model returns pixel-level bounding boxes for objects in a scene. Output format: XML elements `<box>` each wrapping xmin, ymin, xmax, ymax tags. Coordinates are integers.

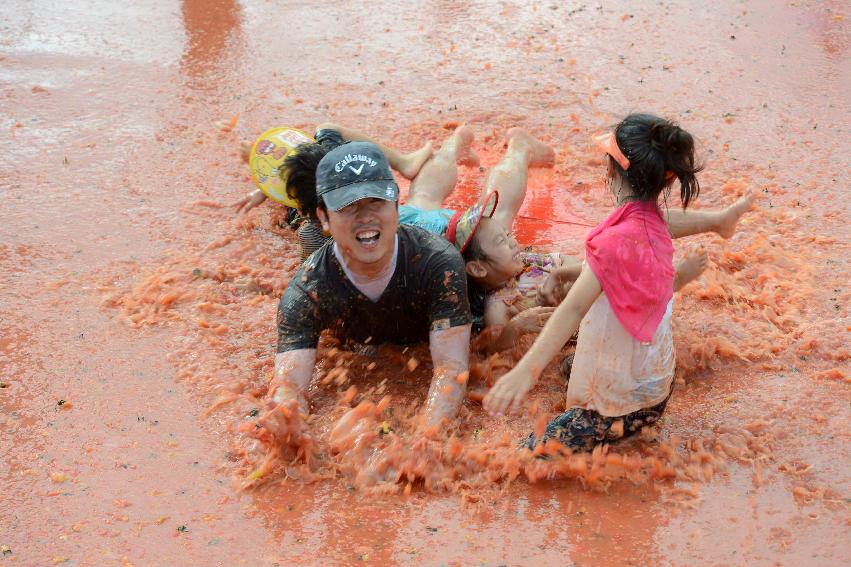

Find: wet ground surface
<box><xmin>1</xmin><ymin>0</ymin><xmax>849</xmax><ymax>565</ymax></box>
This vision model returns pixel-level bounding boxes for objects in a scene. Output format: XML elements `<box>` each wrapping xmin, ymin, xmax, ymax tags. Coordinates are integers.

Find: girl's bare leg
<box><xmin>483</xmin><ymin>128</ymin><xmax>555</xmax><ymax>230</ymax></box>
<box><xmin>406</xmin><ymin>125</ymin><xmax>478</xmax><ymax>211</ymax></box>
<box><xmin>665</xmin><ymin>192</ymin><xmax>754</xmax><ymax>239</ymax></box>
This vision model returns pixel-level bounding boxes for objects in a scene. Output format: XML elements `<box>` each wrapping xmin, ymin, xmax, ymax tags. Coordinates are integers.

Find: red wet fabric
<box><xmin>585</xmin><ymin>201</ymin><xmax>675</xmax><ymax>343</ymax></box>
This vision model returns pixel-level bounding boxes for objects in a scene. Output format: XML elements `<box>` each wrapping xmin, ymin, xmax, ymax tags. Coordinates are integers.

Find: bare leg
<box><xmin>484</xmin><ymin>128</ymin><xmax>555</xmax><ymax>230</ymax></box>
<box><xmin>316</xmin><ymin>122</ymin><xmax>433</xmax><ymax>180</ymax></box>
<box><xmin>406</xmin><ymin>125</ymin><xmax>478</xmax><ymax>211</ymax></box>
<box><xmin>674</xmin><ymin>246</ymin><xmax>709</xmax><ymax>291</ymax></box>
<box><xmin>665</xmin><ymin>192</ymin><xmax>754</xmax><ymax>239</ymax></box>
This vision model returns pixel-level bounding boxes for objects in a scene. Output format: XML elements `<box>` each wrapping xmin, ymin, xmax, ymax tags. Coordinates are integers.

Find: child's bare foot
<box><xmin>239</xmin><ymin>140</ymin><xmax>251</xmax><ymax>163</ymax></box>
<box><xmin>506</xmin><ymin>127</ymin><xmax>555</xmax><ymax>167</ymax></box>
<box><xmin>674</xmin><ymin>246</ymin><xmax>709</xmax><ymax>291</ymax></box>
<box><xmin>716</xmin><ymin>191</ymin><xmax>755</xmax><ymax>238</ymax></box>
<box><xmin>449</xmin><ymin>124</ymin><xmax>480</xmax><ymax>167</ymax></box>
<box><xmin>397</xmin><ymin>140</ymin><xmax>434</xmax><ymax>180</ymax></box>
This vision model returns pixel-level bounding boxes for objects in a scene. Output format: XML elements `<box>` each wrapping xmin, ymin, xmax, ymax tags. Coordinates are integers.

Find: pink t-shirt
<box><xmin>585</xmin><ymin>201</ymin><xmax>674</xmax><ymax>344</ymax></box>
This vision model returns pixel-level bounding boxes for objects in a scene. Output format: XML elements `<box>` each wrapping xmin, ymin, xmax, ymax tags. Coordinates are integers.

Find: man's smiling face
<box><xmin>320</xmin><ymin>198</ymin><xmax>398</xmax><ymax>274</ymax></box>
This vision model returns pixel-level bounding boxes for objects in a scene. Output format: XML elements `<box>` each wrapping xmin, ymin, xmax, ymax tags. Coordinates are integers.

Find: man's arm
<box><xmin>419</xmin><ymin>240</ymin><xmax>473</xmax><ymax>428</ymax></box>
<box><xmin>272</xmin><ymin>266</ymin><xmax>323</xmax><ymax>411</ymax></box>
<box><xmin>421</xmin><ymin>324</ymin><xmax>472</xmax><ymax>429</ymax></box>
<box><xmin>271</xmin><ymin>349</ymin><xmax>317</xmax><ymax>410</ymax></box>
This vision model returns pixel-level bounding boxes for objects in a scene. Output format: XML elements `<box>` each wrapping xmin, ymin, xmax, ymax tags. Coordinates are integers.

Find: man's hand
<box><xmin>245</xmin><ymin>396</ymin><xmax>310</xmax><ymax>447</ymax></box>
<box><xmin>483</xmin><ymin>367</ymin><xmax>535</xmax><ymax>416</ymax></box>
<box><xmin>232</xmin><ymin>189</ymin><xmax>267</xmax><ymax>215</ymax></box>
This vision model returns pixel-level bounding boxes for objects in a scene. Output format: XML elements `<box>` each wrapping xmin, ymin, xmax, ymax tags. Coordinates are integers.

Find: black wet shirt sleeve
<box><xmin>467</xmin><ymin>281</ymin><xmax>486</xmax><ymax>333</ymax></box>
<box><xmin>276</xmin><ymin>264</ymin><xmax>322</xmax><ymax>352</ymax></box>
<box><xmin>421</xmin><ymin>241</ymin><xmax>471</xmax><ymax>332</ymax></box>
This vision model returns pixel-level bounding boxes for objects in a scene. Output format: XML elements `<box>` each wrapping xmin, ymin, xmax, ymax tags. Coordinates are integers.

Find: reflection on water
<box><xmin>180</xmin><ymin>0</ymin><xmax>244</xmax><ymax>90</ymax></box>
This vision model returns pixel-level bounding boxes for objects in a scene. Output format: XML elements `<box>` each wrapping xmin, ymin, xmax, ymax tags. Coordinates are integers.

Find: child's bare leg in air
<box><xmin>665</xmin><ymin>192</ymin><xmax>755</xmax><ymax>239</ymax></box>
<box><xmin>405</xmin><ymin>124</ymin><xmax>479</xmax><ymax>211</ymax></box>
<box><xmin>484</xmin><ymin>128</ymin><xmax>555</xmax><ymax>230</ymax></box>
<box><xmin>316</xmin><ymin>122</ymin><xmax>433</xmax><ymax>180</ymax></box>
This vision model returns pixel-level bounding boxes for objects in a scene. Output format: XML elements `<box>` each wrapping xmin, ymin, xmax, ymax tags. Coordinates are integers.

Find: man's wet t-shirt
<box><xmin>277</xmin><ymin>224</ymin><xmax>471</xmax><ymax>351</ymax></box>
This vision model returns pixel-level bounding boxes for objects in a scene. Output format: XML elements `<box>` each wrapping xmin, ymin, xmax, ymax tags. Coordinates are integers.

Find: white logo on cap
<box><xmin>335</xmin><ymin>153</ymin><xmax>377</xmax><ymax>173</ymax></box>
<box><xmin>348</xmin><ymin>164</ymin><xmax>365</xmax><ymax>175</ymax></box>
<box><xmin>386</xmin><ymin>187</ymin><xmax>394</xmax><ymax>197</ymax></box>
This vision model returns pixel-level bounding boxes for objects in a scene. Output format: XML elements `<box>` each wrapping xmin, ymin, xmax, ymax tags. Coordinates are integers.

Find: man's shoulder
<box><xmin>397</xmin><ymin>224</ymin><xmax>461</xmax><ymax>262</ymax></box>
<box><xmin>289</xmin><ymin>242</ymin><xmax>341</xmax><ymax>292</ymax></box>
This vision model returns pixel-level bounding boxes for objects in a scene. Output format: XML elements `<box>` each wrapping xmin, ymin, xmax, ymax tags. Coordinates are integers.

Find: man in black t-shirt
<box><xmin>263</xmin><ymin>141</ymin><xmax>472</xmax><ymax>440</ymax></box>
<box><xmin>278</xmin><ymin>223</ymin><xmax>470</xmax><ymax>350</ymax></box>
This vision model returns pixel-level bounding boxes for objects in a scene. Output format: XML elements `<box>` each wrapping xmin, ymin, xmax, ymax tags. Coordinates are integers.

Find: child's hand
<box><xmin>537</xmin><ymin>274</ymin><xmax>562</xmax><ymax>306</ymax></box>
<box><xmin>483</xmin><ymin>367</ymin><xmax>535</xmax><ymax>415</ymax></box>
<box><xmin>508</xmin><ymin>306</ymin><xmax>555</xmax><ymax>334</ymax></box>
<box><xmin>232</xmin><ymin>189</ymin><xmax>266</xmax><ymax>215</ymax></box>
<box><xmin>537</xmin><ymin>260</ymin><xmax>583</xmax><ymax>306</ymax></box>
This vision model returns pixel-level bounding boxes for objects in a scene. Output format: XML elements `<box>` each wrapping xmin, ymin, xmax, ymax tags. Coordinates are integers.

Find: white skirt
<box><xmin>566</xmin><ymin>294</ymin><xmax>675</xmax><ymax>417</ymax></box>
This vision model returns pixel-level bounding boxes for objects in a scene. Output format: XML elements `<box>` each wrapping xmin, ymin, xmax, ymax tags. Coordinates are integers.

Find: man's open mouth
<box><xmin>355</xmin><ymin>229</ymin><xmax>380</xmax><ymax>247</ymax></box>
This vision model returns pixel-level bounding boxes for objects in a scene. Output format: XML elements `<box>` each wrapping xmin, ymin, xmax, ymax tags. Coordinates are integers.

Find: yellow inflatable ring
<box><xmin>248</xmin><ymin>126</ymin><xmax>314</xmax><ymax>208</ymax></box>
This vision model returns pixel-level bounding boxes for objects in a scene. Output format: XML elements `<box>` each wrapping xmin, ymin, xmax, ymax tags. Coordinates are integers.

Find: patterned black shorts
<box><xmin>526</xmin><ymin>391</ymin><xmax>672</xmax><ymax>453</ymax></box>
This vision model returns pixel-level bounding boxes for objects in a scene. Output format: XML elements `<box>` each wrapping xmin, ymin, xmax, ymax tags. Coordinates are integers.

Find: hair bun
<box><xmin>649</xmin><ymin>122</ymin><xmax>683</xmax><ymax>153</ymax></box>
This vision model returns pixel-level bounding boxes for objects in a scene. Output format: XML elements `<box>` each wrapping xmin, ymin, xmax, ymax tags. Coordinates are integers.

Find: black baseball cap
<box><xmin>316</xmin><ymin>141</ymin><xmax>399</xmax><ymax>211</ymax></box>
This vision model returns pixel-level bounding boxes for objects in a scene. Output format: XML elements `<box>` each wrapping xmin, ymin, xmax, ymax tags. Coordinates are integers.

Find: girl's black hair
<box><xmin>613</xmin><ymin>113</ymin><xmax>703</xmax><ymax>208</ymax></box>
<box><xmin>464</xmin><ymin>229</ymin><xmax>488</xmax><ymax>262</ymax></box>
<box><xmin>282</xmin><ymin>142</ymin><xmax>330</xmax><ymax>219</ymax></box>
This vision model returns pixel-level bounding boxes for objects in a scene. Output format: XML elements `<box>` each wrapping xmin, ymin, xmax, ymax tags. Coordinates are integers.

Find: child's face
<box><xmin>471</xmin><ymin>219</ymin><xmax>524</xmax><ymax>287</ymax></box>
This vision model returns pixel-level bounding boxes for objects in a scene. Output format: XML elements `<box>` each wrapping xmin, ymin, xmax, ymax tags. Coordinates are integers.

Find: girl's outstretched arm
<box><xmin>483</xmin><ymin>264</ymin><xmax>602</xmax><ymax>415</ymax></box>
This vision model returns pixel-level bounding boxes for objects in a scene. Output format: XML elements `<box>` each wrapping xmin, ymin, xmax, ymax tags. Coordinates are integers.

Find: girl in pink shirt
<box><xmin>484</xmin><ymin>113</ymin><xmax>709</xmax><ymax>452</ymax></box>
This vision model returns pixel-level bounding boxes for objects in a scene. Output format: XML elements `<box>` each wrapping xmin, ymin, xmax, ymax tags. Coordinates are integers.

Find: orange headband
<box><xmin>593</xmin><ymin>132</ymin><xmax>630</xmax><ymax>170</ymax></box>
<box><xmin>594</xmin><ymin>132</ymin><xmax>677</xmax><ymax>182</ymax></box>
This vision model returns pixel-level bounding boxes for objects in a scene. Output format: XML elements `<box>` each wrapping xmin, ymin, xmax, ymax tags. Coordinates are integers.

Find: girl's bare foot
<box><xmin>397</xmin><ymin>140</ymin><xmax>434</xmax><ymax>180</ymax></box>
<box><xmin>506</xmin><ymin>127</ymin><xmax>555</xmax><ymax>167</ymax></box>
<box><xmin>716</xmin><ymin>191</ymin><xmax>755</xmax><ymax>238</ymax></box>
<box><xmin>674</xmin><ymin>245</ymin><xmax>709</xmax><ymax>291</ymax></box>
<box><xmin>450</xmin><ymin>124</ymin><xmax>480</xmax><ymax>167</ymax></box>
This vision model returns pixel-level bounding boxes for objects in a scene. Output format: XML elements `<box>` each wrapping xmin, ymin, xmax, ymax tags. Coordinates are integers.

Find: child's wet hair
<box><xmin>464</xmin><ymin>229</ymin><xmax>487</xmax><ymax>262</ymax></box>
<box><xmin>613</xmin><ymin>113</ymin><xmax>703</xmax><ymax>208</ymax></box>
<box><xmin>282</xmin><ymin>142</ymin><xmax>330</xmax><ymax>219</ymax></box>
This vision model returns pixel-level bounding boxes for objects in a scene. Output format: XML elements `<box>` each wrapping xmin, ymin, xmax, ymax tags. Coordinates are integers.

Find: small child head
<box><xmin>463</xmin><ymin>217</ymin><xmax>524</xmax><ymax>289</ymax></box>
<box><xmin>603</xmin><ymin>113</ymin><xmax>703</xmax><ymax>208</ymax></box>
<box><xmin>282</xmin><ymin>142</ymin><xmax>330</xmax><ymax>219</ymax></box>
<box><xmin>447</xmin><ymin>192</ymin><xmax>524</xmax><ymax>289</ymax></box>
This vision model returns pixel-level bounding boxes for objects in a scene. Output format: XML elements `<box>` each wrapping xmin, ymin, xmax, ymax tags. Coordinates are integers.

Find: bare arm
<box><xmin>420</xmin><ymin>324</ymin><xmax>471</xmax><ymax>428</ymax></box>
<box><xmin>247</xmin><ymin>349</ymin><xmax>316</xmax><ymax>444</ymax></box>
<box><xmin>483</xmin><ymin>265</ymin><xmax>602</xmax><ymax>415</ymax></box>
<box><xmin>482</xmin><ymin>302</ymin><xmax>555</xmax><ymax>353</ymax></box>
<box><xmin>270</xmin><ymin>349</ymin><xmax>317</xmax><ymax>408</ymax></box>
<box><xmin>316</xmin><ymin>122</ymin><xmax>431</xmax><ymax>180</ymax></box>
<box><xmin>232</xmin><ymin>188</ymin><xmax>267</xmax><ymax>215</ymax></box>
